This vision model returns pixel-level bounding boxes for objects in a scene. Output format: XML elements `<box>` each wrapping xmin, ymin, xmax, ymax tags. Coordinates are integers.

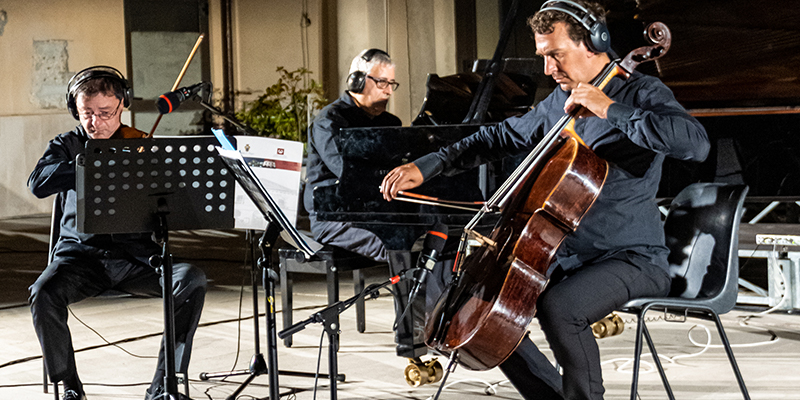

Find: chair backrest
<box><xmin>47</xmin><ymin>192</ymin><xmax>65</xmax><ymax>265</ymax></box>
<box><xmin>664</xmin><ymin>183</ymin><xmax>748</xmax><ymax>313</ymax></box>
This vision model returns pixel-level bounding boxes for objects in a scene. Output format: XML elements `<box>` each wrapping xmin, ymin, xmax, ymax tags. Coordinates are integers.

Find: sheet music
<box><xmin>214</xmin><ymin>132</ymin><xmax>321</xmax><ymax>258</ymax></box>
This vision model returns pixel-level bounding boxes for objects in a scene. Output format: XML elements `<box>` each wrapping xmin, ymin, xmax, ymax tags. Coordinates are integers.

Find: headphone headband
<box><xmin>538</xmin><ymin>0</ymin><xmax>610</xmax><ymax>54</ymax></box>
<box><xmin>347</xmin><ymin>49</ymin><xmax>391</xmax><ymax>94</ymax></box>
<box><xmin>65</xmin><ymin>65</ymin><xmax>132</xmax><ymax>120</ymax></box>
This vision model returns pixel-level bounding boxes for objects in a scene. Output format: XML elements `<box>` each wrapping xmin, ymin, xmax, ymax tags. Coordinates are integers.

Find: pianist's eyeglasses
<box><xmin>367</xmin><ymin>75</ymin><xmax>400</xmax><ymax>91</ymax></box>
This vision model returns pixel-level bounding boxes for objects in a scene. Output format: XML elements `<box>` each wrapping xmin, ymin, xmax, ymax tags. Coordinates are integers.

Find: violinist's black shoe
<box><xmin>62</xmin><ymin>389</ymin><xmax>86</xmax><ymax>400</ymax></box>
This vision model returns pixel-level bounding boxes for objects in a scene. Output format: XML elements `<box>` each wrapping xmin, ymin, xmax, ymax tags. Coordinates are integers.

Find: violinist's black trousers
<box><xmin>499</xmin><ymin>252</ymin><xmax>670</xmax><ymax>400</ymax></box>
<box><xmin>29</xmin><ymin>242</ymin><xmax>206</xmax><ymax>387</ymax></box>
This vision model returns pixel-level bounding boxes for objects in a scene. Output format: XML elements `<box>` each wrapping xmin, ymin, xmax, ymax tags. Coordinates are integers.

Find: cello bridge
<box><xmin>466</xmin><ymin>229</ymin><xmax>496</xmax><ymax>249</ymax></box>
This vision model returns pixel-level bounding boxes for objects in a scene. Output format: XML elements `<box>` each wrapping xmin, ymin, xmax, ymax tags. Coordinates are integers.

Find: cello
<box><xmin>423</xmin><ymin>22</ymin><xmax>673</xmax><ymax>371</ymax></box>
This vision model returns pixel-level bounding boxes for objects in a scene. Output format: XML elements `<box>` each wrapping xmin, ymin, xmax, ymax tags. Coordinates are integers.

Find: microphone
<box><xmin>156</xmin><ymin>82</ymin><xmax>206</xmax><ymax>114</ymax></box>
<box><xmin>407</xmin><ymin>223</ymin><xmax>448</xmax><ymax>300</ymax></box>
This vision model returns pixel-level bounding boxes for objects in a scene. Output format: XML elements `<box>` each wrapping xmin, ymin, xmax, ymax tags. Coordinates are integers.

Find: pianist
<box><xmin>304</xmin><ymin>49</ymin><xmax>402</xmax><ymax>262</ymax></box>
<box><xmin>380</xmin><ymin>1</ymin><xmax>709</xmax><ymax>399</ymax></box>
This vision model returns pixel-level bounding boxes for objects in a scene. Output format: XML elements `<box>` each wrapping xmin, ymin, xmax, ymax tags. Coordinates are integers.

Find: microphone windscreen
<box><xmin>424</xmin><ymin>222</ymin><xmax>448</xmax><ymax>254</ymax></box>
<box><xmin>156</xmin><ymin>92</ymin><xmax>179</xmax><ymax>114</ymax></box>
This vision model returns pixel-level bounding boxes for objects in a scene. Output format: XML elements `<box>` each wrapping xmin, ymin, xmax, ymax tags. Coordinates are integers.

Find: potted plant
<box><xmin>237</xmin><ymin>66</ymin><xmax>327</xmax><ymax>145</ymax></box>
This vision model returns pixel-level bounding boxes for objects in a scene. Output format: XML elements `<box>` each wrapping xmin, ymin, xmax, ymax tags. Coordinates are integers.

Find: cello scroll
<box><xmin>619</xmin><ymin>22</ymin><xmax>672</xmax><ymax>74</ymax></box>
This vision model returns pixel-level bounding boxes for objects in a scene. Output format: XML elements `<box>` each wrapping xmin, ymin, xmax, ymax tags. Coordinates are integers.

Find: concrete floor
<box><xmin>1</xmin><ymin>214</ymin><xmax>799</xmax><ymax>400</ymax></box>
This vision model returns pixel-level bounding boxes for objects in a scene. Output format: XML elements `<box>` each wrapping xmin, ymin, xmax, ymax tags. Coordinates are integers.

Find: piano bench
<box><xmin>278</xmin><ymin>246</ymin><xmax>386</xmax><ymax>347</ymax></box>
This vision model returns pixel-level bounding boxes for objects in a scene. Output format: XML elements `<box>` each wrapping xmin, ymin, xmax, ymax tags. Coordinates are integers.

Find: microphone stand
<box><xmin>278</xmin><ymin>272</ymin><xmax>406</xmax><ymax>400</ymax></box>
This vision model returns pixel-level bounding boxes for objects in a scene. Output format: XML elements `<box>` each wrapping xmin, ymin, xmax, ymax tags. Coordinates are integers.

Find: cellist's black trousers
<box><xmin>29</xmin><ymin>242</ymin><xmax>206</xmax><ymax>388</ymax></box>
<box><xmin>499</xmin><ymin>252</ymin><xmax>670</xmax><ymax>400</ymax></box>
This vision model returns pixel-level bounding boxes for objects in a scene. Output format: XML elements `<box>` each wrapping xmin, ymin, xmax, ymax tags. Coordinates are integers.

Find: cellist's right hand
<box><xmin>381</xmin><ymin>163</ymin><xmax>423</xmax><ymax>201</ymax></box>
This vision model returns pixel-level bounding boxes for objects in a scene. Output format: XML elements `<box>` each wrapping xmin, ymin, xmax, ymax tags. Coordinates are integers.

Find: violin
<box><xmin>423</xmin><ymin>22</ymin><xmax>673</xmax><ymax>371</ymax></box>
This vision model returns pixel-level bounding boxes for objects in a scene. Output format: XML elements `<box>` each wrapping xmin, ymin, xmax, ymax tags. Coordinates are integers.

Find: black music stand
<box><xmin>76</xmin><ymin>136</ymin><xmax>236</xmax><ymax>400</ymax></box>
<box><xmin>212</xmin><ymin>139</ymin><xmax>325</xmax><ymax>400</ymax></box>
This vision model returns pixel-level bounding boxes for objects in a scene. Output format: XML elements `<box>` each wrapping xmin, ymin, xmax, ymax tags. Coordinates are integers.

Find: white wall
<box><xmin>0</xmin><ymin>0</ymin><xmax>460</xmax><ymax>218</ymax></box>
<box><xmin>0</xmin><ymin>0</ymin><xmax>127</xmax><ymax>217</ymax></box>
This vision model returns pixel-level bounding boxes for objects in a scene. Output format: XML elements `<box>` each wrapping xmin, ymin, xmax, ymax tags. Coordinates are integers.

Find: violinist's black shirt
<box><xmin>28</xmin><ymin>125</ymin><xmax>159</xmax><ymax>263</ymax></box>
<box><xmin>413</xmin><ymin>71</ymin><xmax>709</xmax><ymax>274</ymax></box>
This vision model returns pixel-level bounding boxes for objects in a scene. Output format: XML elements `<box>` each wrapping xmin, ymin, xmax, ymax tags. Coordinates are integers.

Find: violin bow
<box><xmin>146</xmin><ymin>34</ymin><xmax>205</xmax><ymax>138</ymax></box>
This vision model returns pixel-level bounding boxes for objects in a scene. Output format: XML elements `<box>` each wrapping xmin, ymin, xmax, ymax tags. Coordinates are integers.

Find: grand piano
<box><xmin>315</xmin><ymin>0</ymin><xmax>800</xmax><ymax>358</ymax></box>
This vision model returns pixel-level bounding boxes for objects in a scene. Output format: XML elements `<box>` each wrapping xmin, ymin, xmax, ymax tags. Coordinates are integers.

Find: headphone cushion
<box><xmin>65</xmin><ymin>66</ymin><xmax>131</xmax><ymax>120</ymax></box>
<box><xmin>588</xmin><ymin>23</ymin><xmax>610</xmax><ymax>53</ymax></box>
<box><xmin>347</xmin><ymin>71</ymin><xmax>367</xmax><ymax>94</ymax></box>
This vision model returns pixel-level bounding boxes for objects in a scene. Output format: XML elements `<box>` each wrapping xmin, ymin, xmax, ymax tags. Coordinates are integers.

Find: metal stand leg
<box><xmin>199</xmin><ymin>227</ymin><xmax>342</xmax><ymax>400</ymax></box>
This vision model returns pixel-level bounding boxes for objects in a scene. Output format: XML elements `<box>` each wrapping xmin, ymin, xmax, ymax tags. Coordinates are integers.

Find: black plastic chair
<box><xmin>619</xmin><ymin>183</ymin><xmax>750</xmax><ymax>400</ymax></box>
<box><xmin>43</xmin><ymin>194</ymin><xmax>64</xmax><ymax>398</ymax></box>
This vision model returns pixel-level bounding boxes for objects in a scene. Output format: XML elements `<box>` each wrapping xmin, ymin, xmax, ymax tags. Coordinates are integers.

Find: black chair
<box><xmin>619</xmin><ymin>183</ymin><xmax>750</xmax><ymax>400</ymax></box>
<box><xmin>278</xmin><ymin>246</ymin><xmax>387</xmax><ymax>347</ymax></box>
<box><xmin>43</xmin><ymin>194</ymin><xmax>63</xmax><ymax>398</ymax></box>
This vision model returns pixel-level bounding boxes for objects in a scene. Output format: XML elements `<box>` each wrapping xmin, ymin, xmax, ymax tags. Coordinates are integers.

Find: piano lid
<box><xmin>630</xmin><ymin>0</ymin><xmax>800</xmax><ymax>109</ymax></box>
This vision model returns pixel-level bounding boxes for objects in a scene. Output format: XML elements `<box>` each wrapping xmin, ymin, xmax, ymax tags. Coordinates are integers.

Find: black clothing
<box><xmin>28</xmin><ymin>125</ymin><xmax>206</xmax><ymax>388</ymax></box>
<box><xmin>412</xmin><ymin>71</ymin><xmax>709</xmax><ymax>399</ymax></box>
<box><xmin>304</xmin><ymin>91</ymin><xmax>402</xmax><ymax>262</ymax></box>
<box><xmin>415</xmin><ymin>72</ymin><xmax>708</xmax><ymax>276</ymax></box>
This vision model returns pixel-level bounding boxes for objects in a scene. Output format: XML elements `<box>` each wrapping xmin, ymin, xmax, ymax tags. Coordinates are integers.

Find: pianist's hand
<box><xmin>381</xmin><ymin>163</ymin><xmax>423</xmax><ymax>201</ymax></box>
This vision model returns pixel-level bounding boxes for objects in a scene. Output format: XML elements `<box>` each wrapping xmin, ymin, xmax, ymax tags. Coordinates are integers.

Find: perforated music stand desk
<box><xmin>76</xmin><ymin>135</ymin><xmax>235</xmax><ymax>400</ymax></box>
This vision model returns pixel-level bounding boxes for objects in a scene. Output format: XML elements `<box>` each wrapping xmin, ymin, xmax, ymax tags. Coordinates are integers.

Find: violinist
<box><xmin>27</xmin><ymin>66</ymin><xmax>206</xmax><ymax>400</ymax></box>
<box><xmin>380</xmin><ymin>1</ymin><xmax>709</xmax><ymax>399</ymax></box>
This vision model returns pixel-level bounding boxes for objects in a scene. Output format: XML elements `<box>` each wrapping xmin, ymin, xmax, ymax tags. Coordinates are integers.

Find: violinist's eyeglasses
<box><xmin>367</xmin><ymin>75</ymin><xmax>400</xmax><ymax>91</ymax></box>
<box><xmin>79</xmin><ymin>98</ymin><xmax>123</xmax><ymax>121</ymax></box>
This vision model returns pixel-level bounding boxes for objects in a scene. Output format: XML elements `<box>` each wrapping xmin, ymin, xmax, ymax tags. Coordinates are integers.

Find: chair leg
<box><xmin>353</xmin><ymin>270</ymin><xmax>366</xmax><ymax>333</ymax></box>
<box><xmin>630</xmin><ymin>311</ymin><xmax>646</xmax><ymax>400</ymax></box>
<box><xmin>642</xmin><ymin>322</ymin><xmax>675</xmax><ymax>400</ymax></box>
<box><xmin>279</xmin><ymin>264</ymin><xmax>293</xmax><ymax>347</ymax></box>
<box><xmin>711</xmin><ymin>312</ymin><xmax>751</xmax><ymax>400</ymax></box>
<box><xmin>43</xmin><ymin>359</ymin><xmax>48</xmax><ymax>393</ymax></box>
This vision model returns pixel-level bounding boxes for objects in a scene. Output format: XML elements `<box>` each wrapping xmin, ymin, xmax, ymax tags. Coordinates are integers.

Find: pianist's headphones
<box><xmin>346</xmin><ymin>48</ymin><xmax>390</xmax><ymax>94</ymax></box>
<box><xmin>66</xmin><ymin>65</ymin><xmax>132</xmax><ymax>120</ymax></box>
<box><xmin>539</xmin><ymin>0</ymin><xmax>611</xmax><ymax>54</ymax></box>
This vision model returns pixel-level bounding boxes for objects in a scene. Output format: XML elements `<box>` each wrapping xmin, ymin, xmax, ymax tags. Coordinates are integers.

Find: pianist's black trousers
<box><xmin>309</xmin><ymin>214</ymin><xmax>388</xmax><ymax>262</ymax></box>
<box><xmin>29</xmin><ymin>242</ymin><xmax>206</xmax><ymax>389</ymax></box>
<box><xmin>499</xmin><ymin>252</ymin><xmax>670</xmax><ymax>400</ymax></box>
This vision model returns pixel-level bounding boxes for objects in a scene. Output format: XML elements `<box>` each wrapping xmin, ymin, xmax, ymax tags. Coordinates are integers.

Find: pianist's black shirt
<box><xmin>305</xmin><ymin>91</ymin><xmax>402</xmax><ymax>214</ymax></box>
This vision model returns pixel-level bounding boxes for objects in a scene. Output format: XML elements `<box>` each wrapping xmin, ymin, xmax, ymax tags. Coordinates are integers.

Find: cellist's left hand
<box><xmin>564</xmin><ymin>82</ymin><xmax>614</xmax><ymax>119</ymax></box>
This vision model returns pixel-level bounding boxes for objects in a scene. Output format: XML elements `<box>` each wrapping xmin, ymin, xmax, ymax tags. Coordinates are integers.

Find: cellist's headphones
<box><xmin>346</xmin><ymin>48</ymin><xmax>390</xmax><ymax>94</ymax></box>
<box><xmin>66</xmin><ymin>65</ymin><xmax>132</xmax><ymax>120</ymax></box>
<box><xmin>539</xmin><ymin>0</ymin><xmax>611</xmax><ymax>54</ymax></box>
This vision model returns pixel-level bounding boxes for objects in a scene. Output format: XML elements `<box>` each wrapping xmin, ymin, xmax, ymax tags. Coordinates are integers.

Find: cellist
<box><xmin>381</xmin><ymin>1</ymin><xmax>709</xmax><ymax>399</ymax></box>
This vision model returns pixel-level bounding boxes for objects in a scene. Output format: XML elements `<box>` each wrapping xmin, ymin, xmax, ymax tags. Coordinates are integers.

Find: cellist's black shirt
<box><xmin>413</xmin><ymin>71</ymin><xmax>709</xmax><ymax>273</ymax></box>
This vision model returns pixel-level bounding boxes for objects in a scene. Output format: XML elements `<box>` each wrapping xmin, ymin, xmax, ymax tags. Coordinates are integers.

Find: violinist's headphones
<box><xmin>346</xmin><ymin>48</ymin><xmax>390</xmax><ymax>94</ymax></box>
<box><xmin>66</xmin><ymin>65</ymin><xmax>132</xmax><ymax>120</ymax></box>
<box><xmin>539</xmin><ymin>0</ymin><xmax>611</xmax><ymax>54</ymax></box>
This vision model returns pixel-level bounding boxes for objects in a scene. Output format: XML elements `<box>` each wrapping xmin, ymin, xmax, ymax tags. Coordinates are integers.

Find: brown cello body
<box><xmin>425</xmin><ymin>131</ymin><xmax>607</xmax><ymax>370</ymax></box>
<box><xmin>424</xmin><ymin>22</ymin><xmax>673</xmax><ymax>370</ymax></box>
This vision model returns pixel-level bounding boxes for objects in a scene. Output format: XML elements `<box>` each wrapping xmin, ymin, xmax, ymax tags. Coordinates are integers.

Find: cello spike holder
<box><xmin>426</xmin><ymin>352</ymin><xmax>511</xmax><ymax>400</ymax></box>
